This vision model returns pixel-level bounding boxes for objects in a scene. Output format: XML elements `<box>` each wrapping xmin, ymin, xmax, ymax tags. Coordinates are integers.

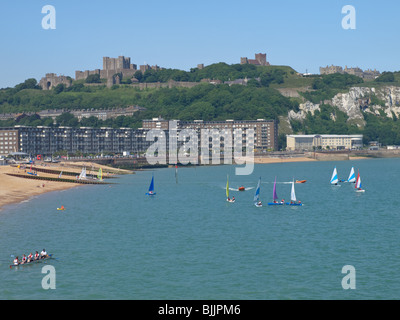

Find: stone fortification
<box><xmin>39</xmin><ymin>73</ymin><xmax>72</xmax><ymax>90</ymax></box>
<box><xmin>320</xmin><ymin>65</ymin><xmax>380</xmax><ymax>80</ymax></box>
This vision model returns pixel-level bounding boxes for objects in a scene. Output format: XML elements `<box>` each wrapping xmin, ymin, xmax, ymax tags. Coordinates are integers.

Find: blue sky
<box><xmin>0</xmin><ymin>0</ymin><xmax>399</xmax><ymax>88</ymax></box>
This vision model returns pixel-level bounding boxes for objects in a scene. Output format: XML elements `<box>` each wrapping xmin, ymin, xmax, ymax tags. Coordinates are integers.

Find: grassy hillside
<box><xmin>2</xmin><ymin>65</ymin><xmax>400</xmax><ymax>145</ymax></box>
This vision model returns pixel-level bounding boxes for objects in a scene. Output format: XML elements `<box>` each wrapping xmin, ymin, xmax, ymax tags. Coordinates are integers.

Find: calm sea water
<box><xmin>1</xmin><ymin>158</ymin><xmax>400</xmax><ymax>300</ymax></box>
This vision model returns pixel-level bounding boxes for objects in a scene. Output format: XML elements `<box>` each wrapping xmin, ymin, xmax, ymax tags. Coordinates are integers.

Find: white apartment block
<box><xmin>286</xmin><ymin>134</ymin><xmax>363</xmax><ymax>151</ymax></box>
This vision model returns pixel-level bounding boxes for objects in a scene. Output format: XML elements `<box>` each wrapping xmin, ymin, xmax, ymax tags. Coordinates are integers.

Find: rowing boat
<box><xmin>9</xmin><ymin>254</ymin><xmax>53</xmax><ymax>269</ymax></box>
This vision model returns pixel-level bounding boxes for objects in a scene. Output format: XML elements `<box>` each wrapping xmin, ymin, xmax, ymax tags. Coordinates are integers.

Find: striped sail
<box><xmin>330</xmin><ymin>167</ymin><xmax>338</xmax><ymax>184</ymax></box>
<box><xmin>355</xmin><ymin>171</ymin><xmax>362</xmax><ymax>189</ymax></box>
<box><xmin>254</xmin><ymin>177</ymin><xmax>261</xmax><ymax>203</ymax></box>
<box><xmin>347</xmin><ymin>167</ymin><xmax>355</xmax><ymax>183</ymax></box>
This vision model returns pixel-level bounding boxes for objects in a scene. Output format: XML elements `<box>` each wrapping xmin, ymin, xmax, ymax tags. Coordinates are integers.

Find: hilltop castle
<box><xmin>75</xmin><ymin>56</ymin><xmax>162</xmax><ymax>82</ymax></box>
<box><xmin>39</xmin><ymin>56</ymin><xmax>163</xmax><ymax>90</ymax></box>
<box><xmin>39</xmin><ymin>53</ymin><xmax>271</xmax><ymax>90</ymax></box>
<box><xmin>240</xmin><ymin>53</ymin><xmax>270</xmax><ymax>66</ymax></box>
<box><xmin>320</xmin><ymin>65</ymin><xmax>380</xmax><ymax>80</ymax></box>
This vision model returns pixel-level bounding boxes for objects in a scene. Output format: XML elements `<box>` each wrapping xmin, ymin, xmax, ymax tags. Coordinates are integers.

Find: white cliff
<box><xmin>288</xmin><ymin>85</ymin><xmax>400</xmax><ymax>126</ymax></box>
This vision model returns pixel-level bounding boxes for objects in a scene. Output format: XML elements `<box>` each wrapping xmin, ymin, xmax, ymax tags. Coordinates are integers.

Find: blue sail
<box><xmin>254</xmin><ymin>177</ymin><xmax>261</xmax><ymax>204</ymax></box>
<box><xmin>146</xmin><ymin>175</ymin><xmax>156</xmax><ymax>195</ymax></box>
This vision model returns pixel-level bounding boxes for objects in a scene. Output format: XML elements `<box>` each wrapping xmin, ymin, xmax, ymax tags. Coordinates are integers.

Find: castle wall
<box><xmin>39</xmin><ymin>73</ymin><xmax>72</xmax><ymax>90</ymax></box>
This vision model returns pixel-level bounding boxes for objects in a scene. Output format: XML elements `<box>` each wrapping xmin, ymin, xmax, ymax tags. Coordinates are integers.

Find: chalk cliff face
<box><xmin>288</xmin><ymin>86</ymin><xmax>400</xmax><ymax>126</ymax></box>
<box><xmin>288</xmin><ymin>101</ymin><xmax>319</xmax><ymax>122</ymax></box>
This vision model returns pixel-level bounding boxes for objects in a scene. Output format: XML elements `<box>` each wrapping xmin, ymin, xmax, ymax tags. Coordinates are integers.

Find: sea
<box><xmin>1</xmin><ymin>158</ymin><xmax>400</xmax><ymax>300</ymax></box>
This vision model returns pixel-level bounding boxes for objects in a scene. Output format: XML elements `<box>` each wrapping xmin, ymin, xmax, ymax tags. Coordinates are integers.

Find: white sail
<box><xmin>290</xmin><ymin>181</ymin><xmax>296</xmax><ymax>202</ymax></box>
<box><xmin>79</xmin><ymin>167</ymin><xmax>87</xmax><ymax>180</ymax></box>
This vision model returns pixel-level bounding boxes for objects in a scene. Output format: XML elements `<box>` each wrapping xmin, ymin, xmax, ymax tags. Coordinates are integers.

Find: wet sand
<box><xmin>0</xmin><ymin>162</ymin><xmax>132</xmax><ymax>212</ymax></box>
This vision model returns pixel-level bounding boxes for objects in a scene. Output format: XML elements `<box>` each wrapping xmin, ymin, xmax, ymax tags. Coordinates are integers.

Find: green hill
<box><xmin>1</xmin><ymin>64</ymin><xmax>400</xmax><ymax>146</ymax></box>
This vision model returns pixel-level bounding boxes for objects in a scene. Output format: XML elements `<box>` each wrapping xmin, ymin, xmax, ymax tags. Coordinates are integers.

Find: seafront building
<box><xmin>0</xmin><ymin>118</ymin><xmax>278</xmax><ymax>157</ymax></box>
<box><xmin>286</xmin><ymin>134</ymin><xmax>363</xmax><ymax>151</ymax></box>
<box><xmin>0</xmin><ymin>126</ymin><xmax>150</xmax><ymax>157</ymax></box>
<box><xmin>0</xmin><ymin>128</ymin><xmax>19</xmax><ymax>156</ymax></box>
<box><xmin>142</xmin><ymin>118</ymin><xmax>278</xmax><ymax>152</ymax></box>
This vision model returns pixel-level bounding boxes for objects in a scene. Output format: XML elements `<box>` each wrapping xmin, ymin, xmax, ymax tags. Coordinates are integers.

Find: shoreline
<box><xmin>0</xmin><ymin>161</ymin><xmax>132</xmax><ymax>212</ymax></box>
<box><xmin>253</xmin><ymin>155</ymin><xmax>370</xmax><ymax>164</ymax></box>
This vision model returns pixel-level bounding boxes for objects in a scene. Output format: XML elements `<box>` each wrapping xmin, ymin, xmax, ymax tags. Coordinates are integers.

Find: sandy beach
<box><xmin>0</xmin><ymin>161</ymin><xmax>132</xmax><ymax>212</ymax></box>
<box><xmin>253</xmin><ymin>156</ymin><xmax>317</xmax><ymax>164</ymax></box>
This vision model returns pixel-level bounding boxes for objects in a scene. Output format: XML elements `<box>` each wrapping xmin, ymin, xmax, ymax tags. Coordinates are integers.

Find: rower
<box><xmin>40</xmin><ymin>249</ymin><xmax>47</xmax><ymax>259</ymax></box>
<box><xmin>13</xmin><ymin>256</ymin><xmax>19</xmax><ymax>266</ymax></box>
<box><xmin>21</xmin><ymin>254</ymin><xmax>27</xmax><ymax>264</ymax></box>
<box><xmin>34</xmin><ymin>251</ymin><xmax>40</xmax><ymax>260</ymax></box>
<box><xmin>27</xmin><ymin>253</ymin><xmax>33</xmax><ymax>262</ymax></box>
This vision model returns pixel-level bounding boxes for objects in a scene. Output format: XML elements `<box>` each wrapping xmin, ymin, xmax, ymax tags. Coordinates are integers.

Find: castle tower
<box><xmin>255</xmin><ymin>53</ymin><xmax>267</xmax><ymax>66</ymax></box>
<box><xmin>240</xmin><ymin>57</ymin><xmax>248</xmax><ymax>65</ymax></box>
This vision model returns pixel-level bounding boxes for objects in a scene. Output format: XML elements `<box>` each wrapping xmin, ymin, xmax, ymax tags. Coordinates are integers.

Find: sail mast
<box><xmin>226</xmin><ymin>175</ymin><xmax>229</xmax><ymax>199</ymax></box>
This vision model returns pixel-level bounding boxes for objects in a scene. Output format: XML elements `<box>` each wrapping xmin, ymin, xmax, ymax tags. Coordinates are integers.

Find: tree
<box><xmin>375</xmin><ymin>72</ymin><xmax>395</xmax><ymax>83</ymax></box>
<box><xmin>14</xmin><ymin>78</ymin><xmax>41</xmax><ymax>91</ymax></box>
<box><xmin>133</xmin><ymin>71</ymin><xmax>143</xmax><ymax>82</ymax></box>
<box><xmin>85</xmin><ymin>74</ymin><xmax>101</xmax><ymax>83</ymax></box>
<box><xmin>53</xmin><ymin>83</ymin><xmax>65</xmax><ymax>94</ymax></box>
<box><xmin>56</xmin><ymin>112</ymin><xmax>77</xmax><ymax>126</ymax></box>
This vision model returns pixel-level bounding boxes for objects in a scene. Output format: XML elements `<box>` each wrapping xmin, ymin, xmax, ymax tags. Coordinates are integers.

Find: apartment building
<box><xmin>0</xmin><ymin>129</ymin><xmax>19</xmax><ymax>156</ymax></box>
<box><xmin>143</xmin><ymin>118</ymin><xmax>278</xmax><ymax>151</ymax></box>
<box><xmin>0</xmin><ymin>126</ymin><xmax>151</xmax><ymax>156</ymax></box>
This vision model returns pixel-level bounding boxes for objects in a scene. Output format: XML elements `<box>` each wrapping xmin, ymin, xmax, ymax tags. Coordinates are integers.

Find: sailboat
<box><xmin>268</xmin><ymin>177</ymin><xmax>284</xmax><ymax>205</ymax></box>
<box><xmin>27</xmin><ymin>164</ymin><xmax>37</xmax><ymax>176</ymax></box>
<box><xmin>330</xmin><ymin>167</ymin><xmax>340</xmax><ymax>186</ymax></box>
<box><xmin>226</xmin><ymin>175</ymin><xmax>235</xmax><ymax>202</ymax></box>
<box><xmin>347</xmin><ymin>167</ymin><xmax>356</xmax><ymax>183</ymax></box>
<box><xmin>145</xmin><ymin>174</ymin><xmax>156</xmax><ymax>195</ymax></box>
<box><xmin>78</xmin><ymin>167</ymin><xmax>87</xmax><ymax>180</ymax></box>
<box><xmin>254</xmin><ymin>177</ymin><xmax>262</xmax><ymax>207</ymax></box>
<box><xmin>286</xmin><ymin>180</ymin><xmax>302</xmax><ymax>206</ymax></box>
<box><xmin>355</xmin><ymin>170</ymin><xmax>365</xmax><ymax>192</ymax></box>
